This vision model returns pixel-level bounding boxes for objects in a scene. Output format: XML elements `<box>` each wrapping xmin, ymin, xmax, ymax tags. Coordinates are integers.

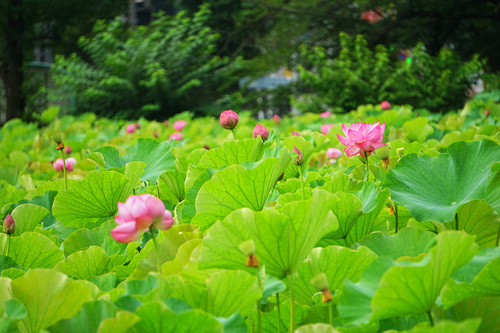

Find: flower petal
<box><xmin>111</xmin><ymin>222</ymin><xmax>142</xmax><ymax>243</ymax></box>
<box><xmin>345</xmin><ymin>145</ymin><xmax>361</xmax><ymax>157</ymax></box>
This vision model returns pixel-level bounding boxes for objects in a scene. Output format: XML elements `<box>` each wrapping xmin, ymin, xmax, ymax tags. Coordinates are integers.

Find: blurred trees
<box><xmin>0</xmin><ymin>0</ymin><xmax>128</xmax><ymax>121</ymax></box>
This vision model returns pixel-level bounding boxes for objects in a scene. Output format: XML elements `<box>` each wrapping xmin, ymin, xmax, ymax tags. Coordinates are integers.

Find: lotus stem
<box><xmin>288</xmin><ymin>274</ymin><xmax>295</xmax><ymax>332</ymax></box>
<box><xmin>156</xmin><ymin>180</ymin><xmax>161</xmax><ymax>198</ymax></box>
<box><xmin>394</xmin><ymin>204</ymin><xmax>399</xmax><ymax>234</ymax></box>
<box><xmin>455</xmin><ymin>213</ymin><xmax>459</xmax><ymax>231</ymax></box>
<box><xmin>329</xmin><ymin>301</ymin><xmax>334</xmax><ymax>326</ymax></box>
<box><xmin>151</xmin><ymin>230</ymin><xmax>162</xmax><ymax>275</ymax></box>
<box><xmin>363</xmin><ymin>153</ymin><xmax>369</xmax><ymax>181</ymax></box>
<box><xmin>496</xmin><ymin>224</ymin><xmax>500</xmax><ymax>247</ymax></box>
<box><xmin>231</xmin><ymin>129</ymin><xmax>237</xmax><ymax>140</ymax></box>
<box><xmin>298</xmin><ymin>168</ymin><xmax>305</xmax><ymax>200</ymax></box>
<box><xmin>61</xmin><ymin>149</ymin><xmax>67</xmax><ymax>191</ymax></box>
<box><xmin>256</xmin><ymin>268</ymin><xmax>262</xmax><ymax>333</ymax></box>
<box><xmin>5</xmin><ymin>235</ymin><xmax>10</xmax><ymax>257</ymax></box>
<box><xmin>276</xmin><ymin>293</ymin><xmax>281</xmax><ymax>333</ymax></box>
<box><xmin>427</xmin><ymin>310</ymin><xmax>434</xmax><ymax>327</ymax></box>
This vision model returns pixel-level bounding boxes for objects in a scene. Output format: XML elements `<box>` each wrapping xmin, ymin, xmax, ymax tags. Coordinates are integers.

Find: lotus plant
<box><xmin>220</xmin><ymin>110</ymin><xmax>239</xmax><ymax>139</ymax></box>
<box><xmin>253</xmin><ymin>124</ymin><xmax>269</xmax><ymax>141</ymax></box>
<box><xmin>169</xmin><ymin>132</ymin><xmax>183</xmax><ymax>141</ymax></box>
<box><xmin>319</xmin><ymin>110</ymin><xmax>331</xmax><ymax>118</ymax></box>
<box><xmin>53</xmin><ymin>158</ymin><xmax>77</xmax><ymax>172</ymax></box>
<box><xmin>321</xmin><ymin>123</ymin><xmax>334</xmax><ymax>135</ymax></box>
<box><xmin>381</xmin><ymin>100</ymin><xmax>391</xmax><ymax>110</ymax></box>
<box><xmin>126</xmin><ymin>124</ymin><xmax>136</xmax><ymax>133</ymax></box>
<box><xmin>173</xmin><ymin>120</ymin><xmax>187</xmax><ymax>131</ymax></box>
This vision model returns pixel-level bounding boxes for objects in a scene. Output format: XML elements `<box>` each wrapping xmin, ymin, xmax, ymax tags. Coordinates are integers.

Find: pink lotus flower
<box><xmin>220</xmin><ymin>110</ymin><xmax>239</xmax><ymax>130</ymax></box>
<box><xmin>111</xmin><ymin>194</ymin><xmax>174</xmax><ymax>243</ymax></box>
<box><xmin>272</xmin><ymin>114</ymin><xmax>281</xmax><ymax>124</ymax></box>
<box><xmin>163</xmin><ymin>120</ymin><xmax>169</xmax><ymax>127</ymax></box>
<box><xmin>319</xmin><ymin>111</ymin><xmax>331</xmax><ymax>118</ymax></box>
<box><xmin>126</xmin><ymin>124</ymin><xmax>136</xmax><ymax>133</ymax></box>
<box><xmin>173</xmin><ymin>120</ymin><xmax>187</xmax><ymax>131</ymax></box>
<box><xmin>337</xmin><ymin>122</ymin><xmax>386</xmax><ymax>157</ymax></box>
<box><xmin>64</xmin><ymin>145</ymin><xmax>72</xmax><ymax>154</ymax></box>
<box><xmin>53</xmin><ymin>157</ymin><xmax>77</xmax><ymax>172</ymax></box>
<box><xmin>326</xmin><ymin>148</ymin><xmax>342</xmax><ymax>159</ymax></box>
<box><xmin>169</xmin><ymin>132</ymin><xmax>183</xmax><ymax>141</ymax></box>
<box><xmin>361</xmin><ymin>10</ymin><xmax>383</xmax><ymax>23</ymax></box>
<box><xmin>253</xmin><ymin>124</ymin><xmax>269</xmax><ymax>141</ymax></box>
<box><xmin>292</xmin><ymin>130</ymin><xmax>300</xmax><ymax>136</ymax></box>
<box><xmin>380</xmin><ymin>101</ymin><xmax>391</xmax><ymax>110</ymax></box>
<box><xmin>321</xmin><ymin>123</ymin><xmax>334</xmax><ymax>135</ymax></box>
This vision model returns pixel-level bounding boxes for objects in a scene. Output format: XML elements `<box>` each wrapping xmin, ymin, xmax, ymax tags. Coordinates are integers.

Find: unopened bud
<box><xmin>253</xmin><ymin>124</ymin><xmax>269</xmax><ymax>141</ymax></box>
<box><xmin>485</xmin><ymin>109</ymin><xmax>490</xmax><ymax>117</ymax></box>
<box><xmin>311</xmin><ymin>273</ymin><xmax>332</xmax><ymax>303</ymax></box>
<box><xmin>220</xmin><ymin>110</ymin><xmax>239</xmax><ymax>130</ymax></box>
<box><xmin>64</xmin><ymin>145</ymin><xmax>72</xmax><ymax>154</ymax></box>
<box><xmin>239</xmin><ymin>240</ymin><xmax>259</xmax><ymax>268</ymax></box>
<box><xmin>374</xmin><ymin>146</ymin><xmax>390</xmax><ymax>160</ymax></box>
<box><xmin>3</xmin><ymin>214</ymin><xmax>15</xmax><ymax>234</ymax></box>
<box><xmin>292</xmin><ymin>147</ymin><xmax>304</xmax><ymax>166</ymax></box>
<box><xmin>52</xmin><ymin>132</ymin><xmax>62</xmax><ymax>144</ymax></box>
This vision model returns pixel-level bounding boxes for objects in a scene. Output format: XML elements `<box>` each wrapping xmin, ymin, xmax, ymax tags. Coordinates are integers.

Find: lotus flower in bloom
<box><xmin>326</xmin><ymin>148</ymin><xmax>342</xmax><ymax>159</ymax></box>
<box><xmin>253</xmin><ymin>124</ymin><xmax>269</xmax><ymax>141</ymax></box>
<box><xmin>380</xmin><ymin>101</ymin><xmax>391</xmax><ymax>110</ymax></box>
<box><xmin>53</xmin><ymin>157</ymin><xmax>77</xmax><ymax>172</ymax></box>
<box><xmin>173</xmin><ymin>120</ymin><xmax>187</xmax><ymax>131</ymax></box>
<box><xmin>220</xmin><ymin>110</ymin><xmax>239</xmax><ymax>130</ymax></box>
<box><xmin>337</xmin><ymin>122</ymin><xmax>386</xmax><ymax>157</ymax></box>
<box><xmin>321</xmin><ymin>123</ymin><xmax>334</xmax><ymax>135</ymax></box>
<box><xmin>126</xmin><ymin>124</ymin><xmax>136</xmax><ymax>133</ymax></box>
<box><xmin>169</xmin><ymin>132</ymin><xmax>183</xmax><ymax>141</ymax></box>
<box><xmin>319</xmin><ymin>111</ymin><xmax>331</xmax><ymax>118</ymax></box>
<box><xmin>111</xmin><ymin>194</ymin><xmax>174</xmax><ymax>243</ymax></box>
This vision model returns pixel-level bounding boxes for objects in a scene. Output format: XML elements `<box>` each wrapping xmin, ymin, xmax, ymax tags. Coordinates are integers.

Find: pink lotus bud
<box><xmin>173</xmin><ymin>120</ymin><xmax>187</xmax><ymax>131</ymax></box>
<box><xmin>321</xmin><ymin>123</ymin><xmax>334</xmax><ymax>135</ymax></box>
<box><xmin>126</xmin><ymin>124</ymin><xmax>136</xmax><ymax>133</ymax></box>
<box><xmin>204</xmin><ymin>145</ymin><xmax>210</xmax><ymax>150</ymax></box>
<box><xmin>292</xmin><ymin>146</ymin><xmax>304</xmax><ymax>166</ymax></box>
<box><xmin>272</xmin><ymin>114</ymin><xmax>281</xmax><ymax>124</ymax></box>
<box><xmin>380</xmin><ymin>101</ymin><xmax>391</xmax><ymax>110</ymax></box>
<box><xmin>220</xmin><ymin>110</ymin><xmax>239</xmax><ymax>130</ymax></box>
<box><xmin>111</xmin><ymin>194</ymin><xmax>174</xmax><ymax>243</ymax></box>
<box><xmin>485</xmin><ymin>109</ymin><xmax>490</xmax><ymax>117</ymax></box>
<box><xmin>326</xmin><ymin>148</ymin><xmax>342</xmax><ymax>159</ymax></box>
<box><xmin>64</xmin><ymin>145</ymin><xmax>72</xmax><ymax>154</ymax></box>
<box><xmin>337</xmin><ymin>121</ymin><xmax>386</xmax><ymax>157</ymax></box>
<box><xmin>3</xmin><ymin>214</ymin><xmax>15</xmax><ymax>234</ymax></box>
<box><xmin>135</xmin><ymin>122</ymin><xmax>141</xmax><ymax>130</ymax></box>
<box><xmin>169</xmin><ymin>132</ymin><xmax>183</xmax><ymax>141</ymax></box>
<box><xmin>65</xmin><ymin>157</ymin><xmax>77</xmax><ymax>172</ymax></box>
<box><xmin>292</xmin><ymin>130</ymin><xmax>300</xmax><ymax>136</ymax></box>
<box><xmin>253</xmin><ymin>124</ymin><xmax>269</xmax><ymax>141</ymax></box>
<box><xmin>53</xmin><ymin>158</ymin><xmax>64</xmax><ymax>171</ymax></box>
<box><xmin>163</xmin><ymin>120</ymin><xmax>169</xmax><ymax>127</ymax></box>
<box><xmin>319</xmin><ymin>111</ymin><xmax>331</xmax><ymax>118</ymax></box>
<box><xmin>153</xmin><ymin>131</ymin><xmax>159</xmax><ymax>138</ymax></box>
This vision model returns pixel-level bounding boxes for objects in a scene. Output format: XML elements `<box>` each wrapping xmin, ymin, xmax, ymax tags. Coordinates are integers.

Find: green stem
<box><xmin>5</xmin><ymin>235</ymin><xmax>10</xmax><ymax>257</ymax></box>
<box><xmin>455</xmin><ymin>213</ymin><xmax>459</xmax><ymax>231</ymax></box>
<box><xmin>156</xmin><ymin>180</ymin><xmax>161</xmax><ymax>198</ymax></box>
<box><xmin>151</xmin><ymin>230</ymin><xmax>162</xmax><ymax>275</ymax></box>
<box><xmin>329</xmin><ymin>302</ymin><xmax>334</xmax><ymax>326</ymax></box>
<box><xmin>394</xmin><ymin>204</ymin><xmax>399</xmax><ymax>234</ymax></box>
<box><xmin>363</xmin><ymin>153</ymin><xmax>369</xmax><ymax>182</ymax></box>
<box><xmin>288</xmin><ymin>274</ymin><xmax>295</xmax><ymax>333</ymax></box>
<box><xmin>298</xmin><ymin>167</ymin><xmax>305</xmax><ymax>200</ymax></box>
<box><xmin>231</xmin><ymin>129</ymin><xmax>237</xmax><ymax>140</ymax></box>
<box><xmin>427</xmin><ymin>311</ymin><xmax>434</xmax><ymax>327</ymax></box>
<box><xmin>256</xmin><ymin>268</ymin><xmax>262</xmax><ymax>333</ymax></box>
<box><xmin>276</xmin><ymin>293</ymin><xmax>281</xmax><ymax>333</ymax></box>
<box><xmin>496</xmin><ymin>224</ymin><xmax>500</xmax><ymax>247</ymax></box>
<box><xmin>61</xmin><ymin>149</ymin><xmax>67</xmax><ymax>191</ymax></box>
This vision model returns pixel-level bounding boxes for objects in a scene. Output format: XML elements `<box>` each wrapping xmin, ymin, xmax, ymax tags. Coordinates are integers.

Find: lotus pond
<box><xmin>0</xmin><ymin>101</ymin><xmax>499</xmax><ymax>333</ymax></box>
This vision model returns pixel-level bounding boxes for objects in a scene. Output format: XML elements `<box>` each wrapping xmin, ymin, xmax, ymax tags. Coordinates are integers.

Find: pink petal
<box><xmin>345</xmin><ymin>145</ymin><xmax>361</xmax><ymax>157</ymax></box>
<box><xmin>127</xmin><ymin>196</ymin><xmax>149</xmax><ymax>219</ymax></box>
<box><xmin>111</xmin><ymin>222</ymin><xmax>142</xmax><ymax>243</ymax></box>
<box><xmin>370</xmin><ymin>141</ymin><xmax>387</xmax><ymax>149</ymax></box>
<box><xmin>154</xmin><ymin>210</ymin><xmax>174</xmax><ymax>230</ymax></box>
<box><xmin>366</xmin><ymin>126</ymin><xmax>382</xmax><ymax>142</ymax></box>
<box><xmin>347</xmin><ymin>129</ymin><xmax>365</xmax><ymax>142</ymax></box>
<box><xmin>117</xmin><ymin>202</ymin><xmax>134</xmax><ymax>221</ymax></box>
<box><xmin>356</xmin><ymin>140</ymin><xmax>372</xmax><ymax>150</ymax></box>
<box><xmin>145</xmin><ymin>195</ymin><xmax>166</xmax><ymax>219</ymax></box>
<box><xmin>342</xmin><ymin>124</ymin><xmax>350</xmax><ymax>137</ymax></box>
<box><xmin>337</xmin><ymin>134</ymin><xmax>353</xmax><ymax>146</ymax></box>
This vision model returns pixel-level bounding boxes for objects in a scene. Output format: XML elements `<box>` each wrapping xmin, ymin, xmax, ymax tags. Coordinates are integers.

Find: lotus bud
<box><xmin>126</xmin><ymin>124</ymin><xmax>136</xmax><ymax>133</ymax></box>
<box><xmin>380</xmin><ymin>101</ymin><xmax>391</xmax><ymax>110</ymax></box>
<box><xmin>292</xmin><ymin>147</ymin><xmax>304</xmax><ymax>166</ymax></box>
<box><xmin>310</xmin><ymin>273</ymin><xmax>332</xmax><ymax>303</ymax></box>
<box><xmin>64</xmin><ymin>145</ymin><xmax>72</xmax><ymax>155</ymax></box>
<box><xmin>253</xmin><ymin>124</ymin><xmax>269</xmax><ymax>141</ymax></box>
<box><xmin>319</xmin><ymin>111</ymin><xmax>331</xmax><ymax>118</ymax></box>
<box><xmin>135</xmin><ymin>122</ymin><xmax>141</xmax><ymax>130</ymax></box>
<box><xmin>485</xmin><ymin>109</ymin><xmax>490</xmax><ymax>117</ymax></box>
<box><xmin>396</xmin><ymin>148</ymin><xmax>405</xmax><ymax>158</ymax></box>
<box><xmin>220</xmin><ymin>110</ymin><xmax>239</xmax><ymax>130</ymax></box>
<box><xmin>239</xmin><ymin>240</ymin><xmax>259</xmax><ymax>268</ymax></box>
<box><xmin>204</xmin><ymin>145</ymin><xmax>210</xmax><ymax>150</ymax></box>
<box><xmin>272</xmin><ymin>114</ymin><xmax>281</xmax><ymax>124</ymax></box>
<box><xmin>292</xmin><ymin>130</ymin><xmax>300</xmax><ymax>136</ymax></box>
<box><xmin>153</xmin><ymin>131</ymin><xmax>158</xmax><ymax>138</ymax></box>
<box><xmin>52</xmin><ymin>132</ymin><xmax>64</xmax><ymax>150</ymax></box>
<box><xmin>386</xmin><ymin>199</ymin><xmax>395</xmax><ymax>215</ymax></box>
<box><xmin>163</xmin><ymin>120</ymin><xmax>169</xmax><ymax>127</ymax></box>
<box><xmin>3</xmin><ymin>214</ymin><xmax>15</xmax><ymax>234</ymax></box>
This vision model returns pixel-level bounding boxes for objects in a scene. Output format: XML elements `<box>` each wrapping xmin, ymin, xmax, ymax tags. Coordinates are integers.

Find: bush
<box><xmin>51</xmin><ymin>5</ymin><xmax>236</xmax><ymax>119</ymax></box>
<box><xmin>294</xmin><ymin>33</ymin><xmax>484</xmax><ymax>113</ymax></box>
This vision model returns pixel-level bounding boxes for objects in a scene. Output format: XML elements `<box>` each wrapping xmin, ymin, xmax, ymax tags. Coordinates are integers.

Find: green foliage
<box><xmin>295</xmin><ymin>33</ymin><xmax>483</xmax><ymax>113</ymax></box>
<box><xmin>51</xmin><ymin>5</ymin><xmax>235</xmax><ymax>119</ymax></box>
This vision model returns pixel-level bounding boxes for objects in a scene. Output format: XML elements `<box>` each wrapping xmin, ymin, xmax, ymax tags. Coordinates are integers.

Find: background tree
<box><xmin>0</xmin><ymin>0</ymin><xmax>128</xmax><ymax>122</ymax></box>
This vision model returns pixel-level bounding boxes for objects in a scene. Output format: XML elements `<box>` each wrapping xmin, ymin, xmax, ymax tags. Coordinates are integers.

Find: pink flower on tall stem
<box><xmin>319</xmin><ymin>111</ymin><xmax>331</xmax><ymax>118</ymax></box>
<box><xmin>326</xmin><ymin>148</ymin><xmax>342</xmax><ymax>159</ymax></box>
<box><xmin>111</xmin><ymin>194</ymin><xmax>174</xmax><ymax>243</ymax></box>
<box><xmin>126</xmin><ymin>124</ymin><xmax>136</xmax><ymax>133</ymax></box>
<box><xmin>337</xmin><ymin>122</ymin><xmax>386</xmax><ymax>157</ymax></box>
<box><xmin>53</xmin><ymin>157</ymin><xmax>77</xmax><ymax>172</ymax></box>
<box><xmin>380</xmin><ymin>101</ymin><xmax>391</xmax><ymax>110</ymax></box>
<box><xmin>321</xmin><ymin>123</ymin><xmax>334</xmax><ymax>135</ymax></box>
<box><xmin>173</xmin><ymin>120</ymin><xmax>187</xmax><ymax>131</ymax></box>
<box><xmin>220</xmin><ymin>110</ymin><xmax>239</xmax><ymax>130</ymax></box>
<box><xmin>169</xmin><ymin>132</ymin><xmax>183</xmax><ymax>141</ymax></box>
<box><xmin>253</xmin><ymin>124</ymin><xmax>269</xmax><ymax>141</ymax></box>
<box><xmin>64</xmin><ymin>145</ymin><xmax>72</xmax><ymax>154</ymax></box>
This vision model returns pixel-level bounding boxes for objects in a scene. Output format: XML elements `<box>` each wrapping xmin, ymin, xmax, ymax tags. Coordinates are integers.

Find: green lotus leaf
<box><xmin>403</xmin><ymin>117</ymin><xmax>435</xmax><ymax>142</ymax></box>
<box><xmin>383</xmin><ymin>139</ymin><xmax>500</xmax><ymax>223</ymax></box>
<box><xmin>11</xmin><ymin>268</ymin><xmax>93</xmax><ymax>333</ymax></box>
<box><xmin>295</xmin><ymin>324</ymin><xmax>340</xmax><ymax>333</ymax></box>
<box><xmin>282</xmin><ymin>135</ymin><xmax>316</xmax><ymax>178</ymax></box>
<box><xmin>197</xmin><ymin>138</ymin><xmax>265</xmax><ymax>169</ymax></box>
<box><xmin>192</xmin><ymin>146</ymin><xmax>291</xmax><ymax>230</ymax></box>
<box><xmin>92</xmin><ymin>138</ymin><xmax>176</xmax><ymax>183</ymax></box>
<box><xmin>353</xmin><ymin>227</ymin><xmax>436</xmax><ymax>260</ymax></box>
<box><xmin>484</xmin><ymin>163</ymin><xmax>500</xmax><ymax>215</ymax></box>
<box><xmin>87</xmin><ymin>272</ymin><xmax>119</xmax><ymax>292</ymax></box>
<box><xmin>161</xmin><ymin>239</ymin><xmax>203</xmax><ymax>276</ymax></box>
<box><xmin>54</xmin><ymin>246</ymin><xmax>110</xmax><ymax>279</ymax></box>
<box><xmin>159</xmin><ymin>166</ymin><xmax>186</xmax><ymax>204</ymax></box>
<box><xmin>339</xmin><ymin>231</ymin><xmax>478</xmax><ymax>325</ymax></box>
<box><xmin>8</xmin><ymin>190</ymin><xmax>57</xmax><ymax>227</ymax></box>
<box><xmin>393</xmin><ymin>319</ymin><xmax>481</xmax><ymax>333</ymax></box>
<box><xmin>10</xmin><ymin>204</ymin><xmax>48</xmax><ymax>236</ymax></box>
<box><xmin>130</xmin><ymin>301</ymin><xmax>223</xmax><ymax>333</ymax></box>
<box><xmin>440</xmin><ymin>247</ymin><xmax>500</xmax><ymax>309</ymax></box>
<box><xmin>294</xmin><ymin>246</ymin><xmax>378</xmax><ymax>305</ymax></box>
<box><xmin>0</xmin><ymin>277</ymin><xmax>12</xmax><ymax>310</ymax></box>
<box><xmin>199</xmin><ymin>189</ymin><xmax>338</xmax><ymax>278</ymax></box>
<box><xmin>97</xmin><ymin>310</ymin><xmax>140</xmax><ymax>333</ymax></box>
<box><xmin>447</xmin><ymin>296</ymin><xmax>500</xmax><ymax>333</ymax></box>
<box><xmin>177</xmin><ymin>167</ymin><xmax>215</xmax><ymax>224</ymax></box>
<box><xmin>260</xmin><ymin>301</ymin><xmax>308</xmax><ymax>333</ymax></box>
<box><xmin>0</xmin><ymin>255</ymin><xmax>19</xmax><ymax>273</ymax></box>
<box><xmin>52</xmin><ymin>170</ymin><xmax>130</xmax><ymax>228</ymax></box>
<box><xmin>0</xmin><ymin>232</ymin><xmax>64</xmax><ymax>269</ymax></box>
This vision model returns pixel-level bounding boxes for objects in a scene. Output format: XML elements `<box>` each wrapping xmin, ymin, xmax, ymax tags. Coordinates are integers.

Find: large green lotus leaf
<box><xmin>161</xmin><ymin>239</ymin><xmax>203</xmax><ymax>276</ymax></box>
<box><xmin>276</xmin><ymin>171</ymin><xmax>327</xmax><ymax>195</ymax></box>
<box><xmin>54</xmin><ymin>246</ymin><xmax>110</xmax><ymax>279</ymax></box>
<box><xmin>52</xmin><ymin>170</ymin><xmax>130</xmax><ymax>227</ymax></box>
<box><xmin>484</xmin><ymin>164</ymin><xmax>500</xmax><ymax>214</ymax></box>
<box><xmin>121</xmin><ymin>161</ymin><xmax>147</xmax><ymax>196</ymax></box>
<box><xmin>10</xmin><ymin>204</ymin><xmax>48</xmax><ymax>236</ymax></box>
<box><xmin>92</xmin><ymin>138</ymin><xmax>176</xmax><ymax>183</ymax></box>
<box><xmin>282</xmin><ymin>135</ymin><xmax>316</xmax><ymax>178</ymax></box>
<box><xmin>448</xmin><ymin>296</ymin><xmax>500</xmax><ymax>333</ymax></box>
<box><xmin>295</xmin><ymin>324</ymin><xmax>340</xmax><ymax>333</ymax></box>
<box><xmin>48</xmin><ymin>300</ymin><xmax>118</xmax><ymax>333</ymax></box>
<box><xmin>197</xmin><ymin>138</ymin><xmax>265</xmax><ymax>169</ymax></box>
<box><xmin>199</xmin><ymin>189</ymin><xmax>338</xmax><ymax>278</ymax></box>
<box><xmin>294</xmin><ymin>246</ymin><xmax>377</xmax><ymax>305</ymax></box>
<box><xmin>177</xmin><ymin>167</ymin><xmax>215</xmax><ymax>224</ymax></box>
<box><xmin>0</xmin><ymin>277</ymin><xmax>12</xmax><ymax>309</ymax></box>
<box><xmin>62</xmin><ymin>220</ymin><xmax>115</xmax><ymax>256</ymax></box>
<box><xmin>353</xmin><ymin>228</ymin><xmax>436</xmax><ymax>260</ymax></box>
<box><xmin>0</xmin><ymin>255</ymin><xmax>19</xmax><ymax>273</ymax></box>
<box><xmin>11</xmin><ymin>269</ymin><xmax>92</xmax><ymax>333</ymax></box>
<box><xmin>319</xmin><ymin>172</ymin><xmax>363</xmax><ymax>194</ymax></box>
<box><xmin>7</xmin><ymin>190</ymin><xmax>57</xmax><ymax>227</ymax></box>
<box><xmin>260</xmin><ymin>300</ymin><xmax>308</xmax><ymax>333</ymax></box>
<box><xmin>157</xmin><ymin>270</ymin><xmax>261</xmax><ymax>318</ymax></box>
<box><xmin>403</xmin><ymin>117</ymin><xmax>435</xmax><ymax>142</ymax></box>
<box><xmin>159</xmin><ymin>167</ymin><xmax>186</xmax><ymax>204</ymax></box>
<box><xmin>0</xmin><ymin>232</ymin><xmax>64</xmax><ymax>269</ymax></box>
<box><xmin>388</xmin><ymin>319</ymin><xmax>482</xmax><ymax>333</ymax></box>
<box><xmin>439</xmin><ymin>200</ymin><xmax>500</xmax><ymax>248</ymax></box>
<box><xmin>87</xmin><ymin>272</ymin><xmax>120</xmax><ymax>292</ymax></box>
<box><xmin>339</xmin><ymin>231</ymin><xmax>478</xmax><ymax>325</ymax></box>
<box><xmin>97</xmin><ymin>310</ymin><xmax>140</xmax><ymax>333</ymax></box>
<box><xmin>192</xmin><ymin>146</ymin><xmax>291</xmax><ymax>230</ymax></box>
<box><xmin>130</xmin><ymin>301</ymin><xmax>222</xmax><ymax>333</ymax></box>
<box><xmin>383</xmin><ymin>139</ymin><xmax>500</xmax><ymax>223</ymax></box>
<box><xmin>440</xmin><ymin>247</ymin><xmax>500</xmax><ymax>309</ymax></box>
